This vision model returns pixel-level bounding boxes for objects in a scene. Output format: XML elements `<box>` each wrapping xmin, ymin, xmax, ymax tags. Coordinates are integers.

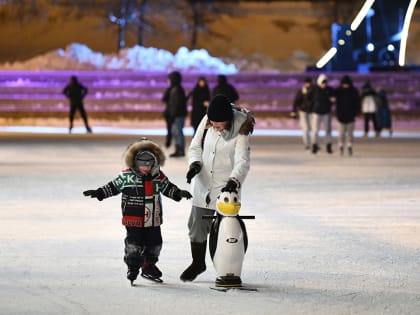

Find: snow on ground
<box><xmin>0</xmin><ymin>132</ymin><xmax>419</xmax><ymax>315</ymax></box>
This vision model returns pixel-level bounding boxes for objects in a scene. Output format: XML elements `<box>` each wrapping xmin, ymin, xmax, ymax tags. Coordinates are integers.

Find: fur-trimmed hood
<box><xmin>317</xmin><ymin>73</ymin><xmax>328</xmax><ymax>86</ymax></box>
<box><xmin>204</xmin><ymin>106</ymin><xmax>255</xmax><ymax>141</ymax></box>
<box><xmin>238</xmin><ymin>108</ymin><xmax>255</xmax><ymax>135</ymax></box>
<box><xmin>123</xmin><ymin>138</ymin><xmax>165</xmax><ymax>176</ymax></box>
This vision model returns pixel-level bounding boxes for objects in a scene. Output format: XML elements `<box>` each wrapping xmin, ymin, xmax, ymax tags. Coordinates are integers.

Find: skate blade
<box><xmin>141</xmin><ymin>273</ymin><xmax>163</xmax><ymax>283</ymax></box>
<box><xmin>210</xmin><ymin>286</ymin><xmax>257</xmax><ymax>292</ymax></box>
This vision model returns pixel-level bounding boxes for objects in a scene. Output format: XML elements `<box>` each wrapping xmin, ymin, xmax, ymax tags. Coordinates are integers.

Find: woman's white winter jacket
<box><xmin>188</xmin><ymin>110</ymin><xmax>251</xmax><ymax>210</ymax></box>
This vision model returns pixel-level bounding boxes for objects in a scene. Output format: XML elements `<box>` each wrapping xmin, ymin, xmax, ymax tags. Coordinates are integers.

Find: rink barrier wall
<box><xmin>1</xmin><ymin>71</ymin><xmax>420</xmax><ymax>121</ymax></box>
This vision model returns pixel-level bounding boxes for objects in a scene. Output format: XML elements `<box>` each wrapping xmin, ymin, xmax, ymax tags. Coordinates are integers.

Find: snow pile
<box><xmin>0</xmin><ymin>43</ymin><xmax>238</xmax><ymax>74</ymax></box>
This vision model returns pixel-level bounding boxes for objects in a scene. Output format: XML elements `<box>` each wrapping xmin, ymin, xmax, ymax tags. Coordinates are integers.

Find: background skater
<box><xmin>162</xmin><ymin>71</ymin><xmax>188</xmax><ymax>157</ymax></box>
<box><xmin>291</xmin><ymin>77</ymin><xmax>313</xmax><ymax>150</ymax></box>
<box><xmin>187</xmin><ymin>76</ymin><xmax>211</xmax><ymax>135</ymax></box>
<box><xmin>63</xmin><ymin>75</ymin><xmax>92</xmax><ymax>133</ymax></box>
<box><xmin>335</xmin><ymin>75</ymin><xmax>360</xmax><ymax>156</ymax></box>
<box><xmin>307</xmin><ymin>73</ymin><xmax>335</xmax><ymax>154</ymax></box>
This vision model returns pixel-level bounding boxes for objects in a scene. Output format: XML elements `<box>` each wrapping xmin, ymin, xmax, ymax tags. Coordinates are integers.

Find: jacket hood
<box><xmin>362</xmin><ymin>82</ymin><xmax>373</xmax><ymax>90</ymax></box>
<box><xmin>317</xmin><ymin>74</ymin><xmax>328</xmax><ymax>86</ymax></box>
<box><xmin>340</xmin><ymin>75</ymin><xmax>353</xmax><ymax>86</ymax></box>
<box><xmin>217</xmin><ymin>74</ymin><xmax>227</xmax><ymax>85</ymax></box>
<box><xmin>168</xmin><ymin>71</ymin><xmax>182</xmax><ymax>86</ymax></box>
<box><xmin>123</xmin><ymin>138</ymin><xmax>165</xmax><ymax>176</ymax></box>
<box><xmin>220</xmin><ymin>107</ymin><xmax>254</xmax><ymax>141</ymax></box>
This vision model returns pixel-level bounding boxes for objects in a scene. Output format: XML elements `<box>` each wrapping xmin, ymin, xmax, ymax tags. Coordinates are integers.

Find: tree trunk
<box><xmin>137</xmin><ymin>0</ymin><xmax>148</xmax><ymax>46</ymax></box>
<box><xmin>190</xmin><ymin>2</ymin><xmax>199</xmax><ymax>50</ymax></box>
<box><xmin>118</xmin><ymin>23</ymin><xmax>126</xmax><ymax>50</ymax></box>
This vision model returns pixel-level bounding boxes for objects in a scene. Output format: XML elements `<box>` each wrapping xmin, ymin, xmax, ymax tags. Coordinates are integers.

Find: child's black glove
<box><xmin>186</xmin><ymin>161</ymin><xmax>202</xmax><ymax>183</ymax></box>
<box><xmin>221</xmin><ymin>178</ymin><xmax>239</xmax><ymax>193</ymax></box>
<box><xmin>174</xmin><ymin>189</ymin><xmax>193</xmax><ymax>201</ymax></box>
<box><xmin>83</xmin><ymin>189</ymin><xmax>105</xmax><ymax>201</ymax></box>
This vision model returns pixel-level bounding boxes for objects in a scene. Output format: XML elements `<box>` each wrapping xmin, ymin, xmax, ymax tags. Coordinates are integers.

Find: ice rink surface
<box><xmin>1</xmin><ymin>130</ymin><xmax>419</xmax><ymax>315</ymax></box>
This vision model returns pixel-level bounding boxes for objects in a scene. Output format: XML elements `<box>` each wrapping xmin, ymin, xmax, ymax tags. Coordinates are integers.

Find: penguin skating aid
<box><xmin>203</xmin><ymin>190</ymin><xmax>257</xmax><ymax>292</ymax></box>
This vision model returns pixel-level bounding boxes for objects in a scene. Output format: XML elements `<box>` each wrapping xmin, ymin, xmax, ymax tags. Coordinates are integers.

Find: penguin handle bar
<box><xmin>202</xmin><ymin>215</ymin><xmax>255</xmax><ymax>220</ymax></box>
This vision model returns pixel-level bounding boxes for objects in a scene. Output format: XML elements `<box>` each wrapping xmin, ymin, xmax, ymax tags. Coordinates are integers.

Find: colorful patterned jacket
<box><xmin>99</xmin><ymin>169</ymin><xmax>181</xmax><ymax>227</ymax></box>
<box><xmin>97</xmin><ymin>138</ymin><xmax>183</xmax><ymax>228</ymax></box>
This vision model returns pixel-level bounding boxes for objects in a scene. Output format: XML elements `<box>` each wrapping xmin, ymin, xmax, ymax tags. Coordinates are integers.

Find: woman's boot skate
<box><xmin>180</xmin><ymin>241</ymin><xmax>207</xmax><ymax>282</ymax></box>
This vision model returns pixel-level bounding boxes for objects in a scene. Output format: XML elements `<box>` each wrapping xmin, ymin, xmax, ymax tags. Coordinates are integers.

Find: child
<box><xmin>83</xmin><ymin>138</ymin><xmax>192</xmax><ymax>285</ymax></box>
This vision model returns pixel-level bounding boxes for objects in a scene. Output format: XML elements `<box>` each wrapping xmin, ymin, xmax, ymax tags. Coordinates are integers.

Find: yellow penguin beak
<box><xmin>216</xmin><ymin>202</ymin><xmax>241</xmax><ymax>216</ymax></box>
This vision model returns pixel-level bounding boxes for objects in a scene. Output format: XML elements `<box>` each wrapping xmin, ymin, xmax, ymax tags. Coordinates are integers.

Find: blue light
<box><xmin>366</xmin><ymin>43</ymin><xmax>375</xmax><ymax>52</ymax></box>
<box><xmin>387</xmin><ymin>44</ymin><xmax>395</xmax><ymax>52</ymax></box>
<box><xmin>366</xmin><ymin>8</ymin><xmax>375</xmax><ymax>18</ymax></box>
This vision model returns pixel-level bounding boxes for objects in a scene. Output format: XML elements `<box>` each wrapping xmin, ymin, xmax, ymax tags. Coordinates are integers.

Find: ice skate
<box><xmin>326</xmin><ymin>143</ymin><xmax>333</xmax><ymax>154</ymax></box>
<box><xmin>180</xmin><ymin>260</ymin><xmax>206</xmax><ymax>282</ymax></box>
<box><xmin>180</xmin><ymin>241</ymin><xmax>207</xmax><ymax>282</ymax></box>
<box><xmin>312</xmin><ymin>143</ymin><xmax>319</xmax><ymax>154</ymax></box>
<box><xmin>141</xmin><ymin>263</ymin><xmax>163</xmax><ymax>283</ymax></box>
<box><xmin>169</xmin><ymin>146</ymin><xmax>185</xmax><ymax>157</ymax></box>
<box><xmin>127</xmin><ymin>268</ymin><xmax>139</xmax><ymax>286</ymax></box>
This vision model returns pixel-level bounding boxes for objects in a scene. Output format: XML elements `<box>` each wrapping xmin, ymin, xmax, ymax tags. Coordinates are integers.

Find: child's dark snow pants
<box><xmin>124</xmin><ymin>226</ymin><xmax>162</xmax><ymax>271</ymax></box>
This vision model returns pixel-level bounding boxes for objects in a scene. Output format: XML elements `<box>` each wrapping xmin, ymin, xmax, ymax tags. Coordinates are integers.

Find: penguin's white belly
<box><xmin>213</xmin><ymin>217</ymin><xmax>245</xmax><ymax>277</ymax></box>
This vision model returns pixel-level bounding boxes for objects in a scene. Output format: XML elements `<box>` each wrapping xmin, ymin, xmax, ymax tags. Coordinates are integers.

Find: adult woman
<box><xmin>180</xmin><ymin>94</ymin><xmax>254</xmax><ymax>282</ymax></box>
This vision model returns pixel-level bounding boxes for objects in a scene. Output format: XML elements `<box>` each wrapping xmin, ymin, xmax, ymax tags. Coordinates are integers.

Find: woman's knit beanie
<box><xmin>207</xmin><ymin>94</ymin><xmax>233</xmax><ymax>122</ymax></box>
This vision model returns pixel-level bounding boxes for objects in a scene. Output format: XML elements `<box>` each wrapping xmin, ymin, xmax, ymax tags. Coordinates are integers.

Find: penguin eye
<box><xmin>234</xmin><ymin>197</ymin><xmax>238</xmax><ymax>203</ymax></box>
<box><xmin>224</xmin><ymin>197</ymin><xmax>229</xmax><ymax>203</ymax></box>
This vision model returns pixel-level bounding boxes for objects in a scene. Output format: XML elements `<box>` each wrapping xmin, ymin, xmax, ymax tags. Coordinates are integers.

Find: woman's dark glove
<box><xmin>186</xmin><ymin>161</ymin><xmax>202</xmax><ymax>183</ymax></box>
<box><xmin>83</xmin><ymin>189</ymin><xmax>105</xmax><ymax>201</ymax></box>
<box><xmin>174</xmin><ymin>189</ymin><xmax>193</xmax><ymax>201</ymax></box>
<box><xmin>221</xmin><ymin>178</ymin><xmax>240</xmax><ymax>193</ymax></box>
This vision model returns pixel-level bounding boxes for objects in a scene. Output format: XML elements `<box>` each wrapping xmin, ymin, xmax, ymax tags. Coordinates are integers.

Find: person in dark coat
<box><xmin>212</xmin><ymin>75</ymin><xmax>239</xmax><ymax>104</ymax></box>
<box><xmin>376</xmin><ymin>88</ymin><xmax>393</xmax><ymax>137</ymax></box>
<box><xmin>307</xmin><ymin>73</ymin><xmax>336</xmax><ymax>154</ymax></box>
<box><xmin>63</xmin><ymin>75</ymin><xmax>92</xmax><ymax>133</ymax></box>
<box><xmin>335</xmin><ymin>75</ymin><xmax>361</xmax><ymax>156</ymax></box>
<box><xmin>163</xmin><ymin>71</ymin><xmax>188</xmax><ymax>157</ymax></box>
<box><xmin>291</xmin><ymin>77</ymin><xmax>313</xmax><ymax>150</ymax></box>
<box><xmin>162</xmin><ymin>87</ymin><xmax>173</xmax><ymax>148</ymax></box>
<box><xmin>187</xmin><ymin>76</ymin><xmax>211</xmax><ymax>135</ymax></box>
